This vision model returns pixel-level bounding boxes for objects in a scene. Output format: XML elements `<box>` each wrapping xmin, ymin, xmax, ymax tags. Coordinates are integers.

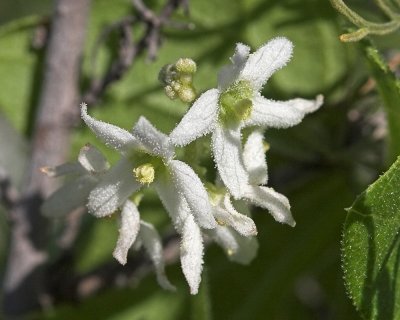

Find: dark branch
<box><xmin>82</xmin><ymin>0</ymin><xmax>190</xmax><ymax>105</ymax></box>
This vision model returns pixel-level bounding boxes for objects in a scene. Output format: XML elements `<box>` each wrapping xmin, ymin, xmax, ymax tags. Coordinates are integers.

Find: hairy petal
<box><xmin>88</xmin><ymin>158</ymin><xmax>141</xmax><ymax>217</ymax></box>
<box><xmin>41</xmin><ymin>176</ymin><xmax>96</xmax><ymax>217</ymax></box>
<box><xmin>213</xmin><ymin>193</ymin><xmax>257</xmax><ymax>236</ymax></box>
<box><xmin>78</xmin><ymin>143</ymin><xmax>109</xmax><ymax>173</ymax></box>
<box><xmin>212</xmin><ymin>126</ymin><xmax>248</xmax><ymax>199</ymax></box>
<box><xmin>244</xmin><ymin>185</ymin><xmax>295</xmax><ymax>227</ymax></box>
<box><xmin>113</xmin><ymin>200</ymin><xmax>140</xmax><ymax>265</ymax></box>
<box><xmin>244</xmin><ymin>94</ymin><xmax>322</xmax><ymax>128</ymax></box>
<box><xmin>81</xmin><ymin>103</ymin><xmax>137</xmax><ymax>152</ymax></box>
<box><xmin>169</xmin><ymin>160</ymin><xmax>216</xmax><ymax>229</ymax></box>
<box><xmin>218</xmin><ymin>43</ymin><xmax>250</xmax><ymax>91</ymax></box>
<box><xmin>132</xmin><ymin>116</ymin><xmax>174</xmax><ymax>160</ymax></box>
<box><xmin>181</xmin><ymin>214</ymin><xmax>204</xmax><ymax>295</ymax></box>
<box><xmin>239</xmin><ymin>37</ymin><xmax>293</xmax><ymax>91</ymax></box>
<box><xmin>243</xmin><ymin>130</ymin><xmax>268</xmax><ymax>185</ymax></box>
<box><xmin>170</xmin><ymin>89</ymin><xmax>219</xmax><ymax>146</ymax></box>
<box><xmin>139</xmin><ymin>220</ymin><xmax>176</xmax><ymax>291</ymax></box>
<box><xmin>154</xmin><ymin>175</ymin><xmax>191</xmax><ymax>233</ymax></box>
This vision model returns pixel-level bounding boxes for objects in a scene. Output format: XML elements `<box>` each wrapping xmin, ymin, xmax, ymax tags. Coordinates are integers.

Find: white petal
<box><xmin>239</xmin><ymin>37</ymin><xmax>293</xmax><ymax>90</ymax></box>
<box><xmin>169</xmin><ymin>160</ymin><xmax>216</xmax><ymax>229</ymax></box>
<box><xmin>41</xmin><ymin>176</ymin><xmax>96</xmax><ymax>217</ymax></box>
<box><xmin>40</xmin><ymin>162</ymin><xmax>83</xmax><ymax>177</ymax></box>
<box><xmin>113</xmin><ymin>200</ymin><xmax>140</xmax><ymax>265</ymax></box>
<box><xmin>208</xmin><ymin>226</ymin><xmax>258</xmax><ymax>265</ymax></box>
<box><xmin>132</xmin><ymin>117</ymin><xmax>174</xmax><ymax>159</ymax></box>
<box><xmin>181</xmin><ymin>214</ymin><xmax>204</xmax><ymax>295</ymax></box>
<box><xmin>78</xmin><ymin>144</ymin><xmax>109</xmax><ymax>173</ymax></box>
<box><xmin>229</xmin><ymin>232</ymin><xmax>258</xmax><ymax>265</ymax></box>
<box><xmin>207</xmin><ymin>226</ymin><xmax>239</xmax><ymax>256</ymax></box>
<box><xmin>244</xmin><ymin>185</ymin><xmax>295</xmax><ymax>227</ymax></box>
<box><xmin>211</xmin><ymin>126</ymin><xmax>249</xmax><ymax>199</ymax></box>
<box><xmin>154</xmin><ymin>175</ymin><xmax>191</xmax><ymax>233</ymax></box>
<box><xmin>170</xmin><ymin>89</ymin><xmax>219</xmax><ymax>146</ymax></box>
<box><xmin>243</xmin><ymin>130</ymin><xmax>268</xmax><ymax>185</ymax></box>
<box><xmin>218</xmin><ymin>43</ymin><xmax>250</xmax><ymax>91</ymax></box>
<box><xmin>213</xmin><ymin>193</ymin><xmax>257</xmax><ymax>236</ymax></box>
<box><xmin>139</xmin><ymin>220</ymin><xmax>176</xmax><ymax>291</ymax></box>
<box><xmin>244</xmin><ymin>94</ymin><xmax>322</xmax><ymax>128</ymax></box>
<box><xmin>88</xmin><ymin>158</ymin><xmax>141</xmax><ymax>217</ymax></box>
<box><xmin>81</xmin><ymin>103</ymin><xmax>138</xmax><ymax>152</ymax></box>
<box><xmin>286</xmin><ymin>94</ymin><xmax>324</xmax><ymax>114</ymax></box>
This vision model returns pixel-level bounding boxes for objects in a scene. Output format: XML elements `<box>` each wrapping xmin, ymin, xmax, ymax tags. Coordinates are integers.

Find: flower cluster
<box><xmin>42</xmin><ymin>37</ymin><xmax>323</xmax><ymax>294</ymax></box>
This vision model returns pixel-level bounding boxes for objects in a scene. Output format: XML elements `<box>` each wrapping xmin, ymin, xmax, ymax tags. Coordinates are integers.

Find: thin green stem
<box><xmin>330</xmin><ymin>0</ymin><xmax>371</xmax><ymax>27</ymax></box>
<box><xmin>374</xmin><ymin>0</ymin><xmax>400</xmax><ymax>18</ymax></box>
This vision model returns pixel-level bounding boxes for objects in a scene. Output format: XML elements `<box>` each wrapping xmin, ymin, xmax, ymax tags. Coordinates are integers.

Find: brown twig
<box><xmin>2</xmin><ymin>0</ymin><xmax>91</xmax><ymax>316</ymax></box>
<box><xmin>82</xmin><ymin>0</ymin><xmax>190</xmax><ymax>105</ymax></box>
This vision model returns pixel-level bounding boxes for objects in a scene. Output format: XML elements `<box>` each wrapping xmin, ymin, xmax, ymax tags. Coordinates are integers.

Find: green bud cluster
<box><xmin>159</xmin><ymin>58</ymin><xmax>197</xmax><ymax>103</ymax></box>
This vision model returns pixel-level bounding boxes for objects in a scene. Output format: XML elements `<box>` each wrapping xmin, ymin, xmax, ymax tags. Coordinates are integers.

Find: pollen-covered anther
<box><xmin>133</xmin><ymin>163</ymin><xmax>155</xmax><ymax>185</ymax></box>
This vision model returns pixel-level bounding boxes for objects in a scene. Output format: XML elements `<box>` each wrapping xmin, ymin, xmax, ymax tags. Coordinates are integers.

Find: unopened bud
<box><xmin>175</xmin><ymin>58</ymin><xmax>197</xmax><ymax>74</ymax></box>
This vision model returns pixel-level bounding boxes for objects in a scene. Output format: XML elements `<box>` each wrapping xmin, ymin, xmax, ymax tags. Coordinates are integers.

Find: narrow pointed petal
<box><xmin>132</xmin><ymin>117</ymin><xmax>174</xmax><ymax>159</ymax></box>
<box><xmin>81</xmin><ymin>103</ymin><xmax>138</xmax><ymax>152</ymax></box>
<box><xmin>239</xmin><ymin>37</ymin><xmax>293</xmax><ymax>90</ymax></box>
<box><xmin>244</xmin><ymin>185</ymin><xmax>295</xmax><ymax>227</ymax></box>
<box><xmin>139</xmin><ymin>220</ymin><xmax>176</xmax><ymax>291</ymax></box>
<box><xmin>41</xmin><ymin>176</ymin><xmax>96</xmax><ymax>217</ymax></box>
<box><xmin>40</xmin><ymin>162</ymin><xmax>83</xmax><ymax>177</ymax></box>
<box><xmin>181</xmin><ymin>214</ymin><xmax>204</xmax><ymax>295</ymax></box>
<box><xmin>78</xmin><ymin>144</ymin><xmax>109</xmax><ymax>173</ymax></box>
<box><xmin>113</xmin><ymin>200</ymin><xmax>140</xmax><ymax>265</ymax></box>
<box><xmin>170</xmin><ymin>89</ymin><xmax>219</xmax><ymax>146</ymax></box>
<box><xmin>213</xmin><ymin>193</ymin><xmax>257</xmax><ymax>236</ymax></box>
<box><xmin>169</xmin><ymin>160</ymin><xmax>216</xmax><ymax>229</ymax></box>
<box><xmin>212</xmin><ymin>126</ymin><xmax>248</xmax><ymax>199</ymax></box>
<box><xmin>154</xmin><ymin>176</ymin><xmax>191</xmax><ymax>233</ymax></box>
<box><xmin>244</xmin><ymin>94</ymin><xmax>322</xmax><ymax>128</ymax></box>
<box><xmin>88</xmin><ymin>158</ymin><xmax>141</xmax><ymax>217</ymax></box>
<box><xmin>218</xmin><ymin>43</ymin><xmax>250</xmax><ymax>91</ymax></box>
<box><xmin>243</xmin><ymin>130</ymin><xmax>268</xmax><ymax>185</ymax></box>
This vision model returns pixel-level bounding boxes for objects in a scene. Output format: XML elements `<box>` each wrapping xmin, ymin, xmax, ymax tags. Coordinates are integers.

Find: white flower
<box><xmin>81</xmin><ymin>103</ymin><xmax>216</xmax><ymax>294</ymax></box>
<box><xmin>41</xmin><ymin>144</ymin><xmax>109</xmax><ymax>217</ymax></box>
<box><xmin>113</xmin><ymin>200</ymin><xmax>175</xmax><ymax>291</ymax></box>
<box><xmin>170</xmin><ymin>37</ymin><xmax>322</xmax><ymax>226</ymax></box>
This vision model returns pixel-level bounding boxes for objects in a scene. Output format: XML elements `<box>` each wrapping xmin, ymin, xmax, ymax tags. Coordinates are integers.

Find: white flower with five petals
<box><xmin>81</xmin><ymin>103</ymin><xmax>217</xmax><ymax>294</ymax></box>
<box><xmin>170</xmin><ymin>37</ymin><xmax>323</xmax><ymax>226</ymax></box>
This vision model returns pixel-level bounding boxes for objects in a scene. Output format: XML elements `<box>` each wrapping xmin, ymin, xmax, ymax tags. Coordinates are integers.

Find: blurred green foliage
<box><xmin>1</xmin><ymin>0</ymin><xmax>398</xmax><ymax>319</ymax></box>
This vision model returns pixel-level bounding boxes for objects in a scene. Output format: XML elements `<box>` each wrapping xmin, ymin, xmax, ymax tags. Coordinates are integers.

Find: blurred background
<box><xmin>0</xmin><ymin>0</ymin><xmax>396</xmax><ymax>319</ymax></box>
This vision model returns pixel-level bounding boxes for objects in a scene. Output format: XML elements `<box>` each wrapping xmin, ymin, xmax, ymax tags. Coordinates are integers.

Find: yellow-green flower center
<box><xmin>129</xmin><ymin>151</ymin><xmax>166</xmax><ymax>185</ymax></box>
<box><xmin>219</xmin><ymin>80</ymin><xmax>254</xmax><ymax>127</ymax></box>
<box><xmin>133</xmin><ymin>163</ymin><xmax>155</xmax><ymax>184</ymax></box>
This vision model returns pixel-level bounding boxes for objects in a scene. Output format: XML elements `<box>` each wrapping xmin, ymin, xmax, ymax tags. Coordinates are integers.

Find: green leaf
<box><xmin>342</xmin><ymin>156</ymin><xmax>400</xmax><ymax>319</ymax></box>
<box><xmin>361</xmin><ymin>40</ymin><xmax>400</xmax><ymax>162</ymax></box>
